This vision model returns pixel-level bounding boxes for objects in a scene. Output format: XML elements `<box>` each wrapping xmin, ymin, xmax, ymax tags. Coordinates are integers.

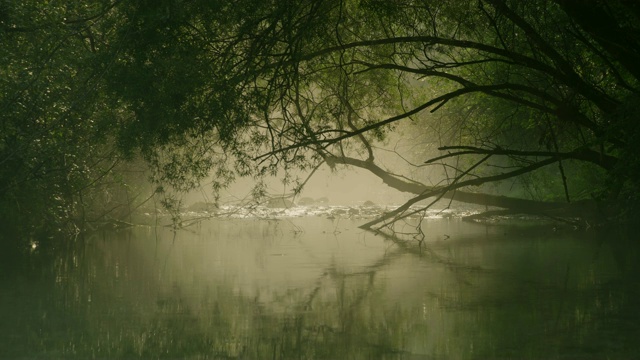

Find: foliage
<box><xmin>2</xmin><ymin>0</ymin><xmax>640</xmax><ymax>243</ymax></box>
<box><xmin>0</xmin><ymin>1</ymin><xmax>152</xmax><ymax>243</ymax></box>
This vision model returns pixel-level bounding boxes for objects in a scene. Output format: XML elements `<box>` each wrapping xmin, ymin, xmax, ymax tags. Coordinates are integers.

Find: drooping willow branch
<box><xmin>237</xmin><ymin>32</ymin><xmax>619</xmax><ymax>114</ymax></box>
<box><xmin>352</xmin><ymin>61</ymin><xmax>561</xmax><ymax>108</ymax></box>
<box><xmin>253</xmin><ymin>84</ymin><xmax>568</xmax><ymax>162</ymax></box>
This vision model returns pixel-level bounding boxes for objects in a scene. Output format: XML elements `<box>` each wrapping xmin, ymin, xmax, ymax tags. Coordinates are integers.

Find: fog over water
<box><xmin>188</xmin><ymin>164</ymin><xmax>416</xmax><ymax>207</ymax></box>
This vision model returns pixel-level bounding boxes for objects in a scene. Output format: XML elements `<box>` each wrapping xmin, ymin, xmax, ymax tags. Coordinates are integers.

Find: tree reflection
<box><xmin>2</xmin><ymin>218</ymin><xmax>639</xmax><ymax>358</ymax></box>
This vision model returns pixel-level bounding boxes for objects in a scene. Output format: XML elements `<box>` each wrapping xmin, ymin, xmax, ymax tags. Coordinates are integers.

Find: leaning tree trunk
<box><xmin>326</xmin><ymin>155</ymin><xmax>600</xmax><ymax>230</ymax></box>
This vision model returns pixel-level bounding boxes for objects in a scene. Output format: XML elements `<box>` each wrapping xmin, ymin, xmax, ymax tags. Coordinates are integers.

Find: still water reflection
<box><xmin>2</xmin><ymin>217</ymin><xmax>640</xmax><ymax>359</ymax></box>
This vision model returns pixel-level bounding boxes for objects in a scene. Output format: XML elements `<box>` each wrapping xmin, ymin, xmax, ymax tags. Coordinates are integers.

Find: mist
<box><xmin>184</xmin><ymin>163</ymin><xmax>415</xmax><ymax>207</ymax></box>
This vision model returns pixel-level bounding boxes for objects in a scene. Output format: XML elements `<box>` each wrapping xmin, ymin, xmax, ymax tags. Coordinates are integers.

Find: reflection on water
<box><xmin>1</xmin><ymin>217</ymin><xmax>640</xmax><ymax>359</ymax></box>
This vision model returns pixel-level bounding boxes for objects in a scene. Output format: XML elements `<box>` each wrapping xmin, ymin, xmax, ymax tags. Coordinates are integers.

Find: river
<box><xmin>1</xmin><ymin>212</ymin><xmax>639</xmax><ymax>359</ymax></box>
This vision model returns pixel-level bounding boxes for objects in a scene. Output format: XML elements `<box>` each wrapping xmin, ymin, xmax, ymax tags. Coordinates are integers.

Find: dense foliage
<box><xmin>2</xmin><ymin>0</ymin><xmax>640</xmax><ymax>243</ymax></box>
<box><xmin>0</xmin><ymin>2</ymin><xmax>152</xmax><ymax>241</ymax></box>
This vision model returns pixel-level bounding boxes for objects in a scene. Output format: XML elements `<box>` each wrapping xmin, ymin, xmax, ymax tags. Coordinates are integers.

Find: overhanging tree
<box><xmin>103</xmin><ymin>0</ymin><xmax>638</xmax><ymax>227</ymax></box>
<box><xmin>4</xmin><ymin>0</ymin><xmax>640</xmax><ymax>240</ymax></box>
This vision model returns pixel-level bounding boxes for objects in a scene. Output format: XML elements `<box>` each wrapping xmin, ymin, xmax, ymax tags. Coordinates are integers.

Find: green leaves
<box><xmin>4</xmin><ymin>0</ymin><xmax>640</xmax><ymax>238</ymax></box>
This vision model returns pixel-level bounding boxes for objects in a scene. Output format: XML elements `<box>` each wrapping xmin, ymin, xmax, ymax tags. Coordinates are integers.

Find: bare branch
<box><xmin>429</xmin><ymin>145</ymin><xmax>617</xmax><ymax>170</ymax></box>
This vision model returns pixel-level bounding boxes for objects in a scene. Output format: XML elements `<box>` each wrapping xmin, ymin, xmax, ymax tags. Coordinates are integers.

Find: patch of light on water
<box><xmin>177</xmin><ymin>204</ymin><xmax>479</xmax><ymax>221</ymax></box>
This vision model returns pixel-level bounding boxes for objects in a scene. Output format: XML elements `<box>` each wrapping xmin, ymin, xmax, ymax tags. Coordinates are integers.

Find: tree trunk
<box><xmin>327</xmin><ymin>155</ymin><xmax>599</xmax><ymax>227</ymax></box>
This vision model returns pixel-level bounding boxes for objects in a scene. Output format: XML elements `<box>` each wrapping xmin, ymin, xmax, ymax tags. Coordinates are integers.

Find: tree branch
<box><xmin>429</xmin><ymin>145</ymin><xmax>617</xmax><ymax>170</ymax></box>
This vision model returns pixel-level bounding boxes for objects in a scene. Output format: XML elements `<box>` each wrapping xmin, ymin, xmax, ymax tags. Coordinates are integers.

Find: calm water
<box><xmin>1</xmin><ymin>216</ymin><xmax>640</xmax><ymax>359</ymax></box>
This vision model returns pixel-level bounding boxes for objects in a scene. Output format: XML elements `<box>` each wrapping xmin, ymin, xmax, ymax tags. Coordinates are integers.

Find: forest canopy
<box><xmin>2</xmin><ymin>0</ymin><xmax>640</xmax><ymax>242</ymax></box>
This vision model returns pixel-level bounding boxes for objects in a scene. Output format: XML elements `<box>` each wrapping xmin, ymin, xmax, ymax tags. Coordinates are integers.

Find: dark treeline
<box><xmin>2</xmin><ymin>0</ymin><xmax>640</xmax><ymax>246</ymax></box>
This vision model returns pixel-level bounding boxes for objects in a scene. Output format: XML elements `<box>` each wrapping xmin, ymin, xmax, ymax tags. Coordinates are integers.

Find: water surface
<box><xmin>1</xmin><ymin>216</ymin><xmax>639</xmax><ymax>359</ymax></box>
